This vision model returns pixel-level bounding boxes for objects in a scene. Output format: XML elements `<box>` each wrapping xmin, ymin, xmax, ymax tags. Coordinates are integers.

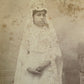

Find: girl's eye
<box><xmin>43</xmin><ymin>14</ymin><xmax>46</xmax><ymax>16</ymax></box>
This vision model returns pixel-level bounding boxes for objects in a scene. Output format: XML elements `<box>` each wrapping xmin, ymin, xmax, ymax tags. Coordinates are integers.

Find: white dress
<box><xmin>14</xmin><ymin>24</ymin><xmax>63</xmax><ymax>84</ymax></box>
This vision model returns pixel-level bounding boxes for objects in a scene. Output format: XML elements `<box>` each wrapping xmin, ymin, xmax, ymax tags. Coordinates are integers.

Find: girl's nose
<box><xmin>40</xmin><ymin>15</ymin><xmax>44</xmax><ymax>19</ymax></box>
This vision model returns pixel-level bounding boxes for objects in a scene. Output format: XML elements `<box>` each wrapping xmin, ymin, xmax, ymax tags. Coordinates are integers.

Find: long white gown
<box><xmin>14</xmin><ymin>22</ymin><xmax>63</xmax><ymax>84</ymax></box>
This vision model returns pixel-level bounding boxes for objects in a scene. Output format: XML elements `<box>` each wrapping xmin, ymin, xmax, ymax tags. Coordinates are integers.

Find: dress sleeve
<box><xmin>50</xmin><ymin>29</ymin><xmax>63</xmax><ymax>84</ymax></box>
<box><xmin>50</xmin><ymin>28</ymin><xmax>62</xmax><ymax>57</ymax></box>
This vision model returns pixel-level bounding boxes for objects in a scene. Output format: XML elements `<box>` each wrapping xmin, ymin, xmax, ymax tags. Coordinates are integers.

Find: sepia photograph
<box><xmin>0</xmin><ymin>0</ymin><xmax>84</xmax><ymax>84</ymax></box>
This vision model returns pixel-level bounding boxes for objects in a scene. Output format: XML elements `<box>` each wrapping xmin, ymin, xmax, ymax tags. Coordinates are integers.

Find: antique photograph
<box><xmin>0</xmin><ymin>0</ymin><xmax>84</xmax><ymax>84</ymax></box>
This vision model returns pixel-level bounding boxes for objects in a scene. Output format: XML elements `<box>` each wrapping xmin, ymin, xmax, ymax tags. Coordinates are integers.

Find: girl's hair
<box><xmin>32</xmin><ymin>9</ymin><xmax>47</xmax><ymax>16</ymax></box>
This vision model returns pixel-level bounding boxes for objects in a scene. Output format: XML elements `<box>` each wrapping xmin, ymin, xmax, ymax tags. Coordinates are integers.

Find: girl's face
<box><xmin>33</xmin><ymin>11</ymin><xmax>46</xmax><ymax>27</ymax></box>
